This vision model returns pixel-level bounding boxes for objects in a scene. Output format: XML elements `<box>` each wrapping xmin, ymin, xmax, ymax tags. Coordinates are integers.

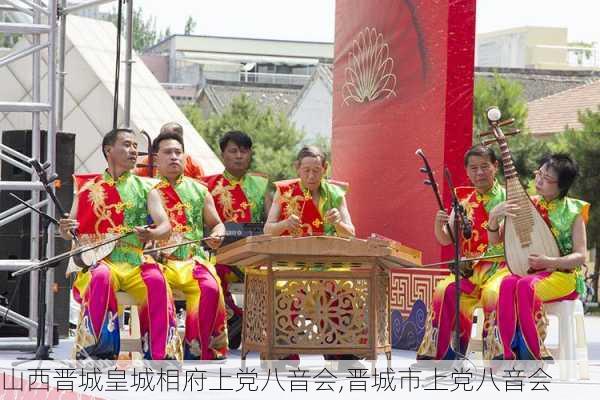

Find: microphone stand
<box><xmin>14</xmin><ymin>158</ymin><xmax>76</xmax><ymax>361</ymax></box>
<box><xmin>444</xmin><ymin>168</ymin><xmax>472</xmax><ymax>361</ymax></box>
<box><xmin>417</xmin><ymin>149</ymin><xmax>471</xmax><ymax>361</ymax></box>
<box><xmin>9</xmin><ymin>194</ymin><xmax>60</xmax><ymax>361</ymax></box>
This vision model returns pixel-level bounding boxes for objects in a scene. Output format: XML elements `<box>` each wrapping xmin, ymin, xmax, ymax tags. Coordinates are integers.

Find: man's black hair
<box><xmin>101</xmin><ymin>128</ymin><xmax>134</xmax><ymax>159</ymax></box>
<box><xmin>219</xmin><ymin>130</ymin><xmax>252</xmax><ymax>152</ymax></box>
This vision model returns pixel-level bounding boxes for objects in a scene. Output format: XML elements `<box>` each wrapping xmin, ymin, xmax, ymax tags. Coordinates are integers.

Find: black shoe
<box><xmin>227</xmin><ymin>314</ymin><xmax>242</xmax><ymax>350</ymax></box>
<box><xmin>541</xmin><ymin>355</ymin><xmax>555</xmax><ymax>364</ymax></box>
<box><xmin>324</xmin><ymin>354</ymin><xmax>360</xmax><ymax>360</ymax></box>
<box><xmin>209</xmin><ymin>354</ymin><xmax>227</xmax><ymax>364</ymax></box>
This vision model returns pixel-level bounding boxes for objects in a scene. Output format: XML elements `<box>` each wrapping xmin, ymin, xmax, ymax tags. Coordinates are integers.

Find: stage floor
<box><xmin>4</xmin><ymin>314</ymin><xmax>600</xmax><ymax>361</ymax></box>
<box><xmin>2</xmin><ymin>315</ymin><xmax>600</xmax><ymax>397</ymax></box>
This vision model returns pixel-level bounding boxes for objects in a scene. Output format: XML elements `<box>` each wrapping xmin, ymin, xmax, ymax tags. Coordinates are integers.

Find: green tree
<box><xmin>474</xmin><ymin>76</ymin><xmax>600</xmax><ymax>297</ymax></box>
<box><xmin>473</xmin><ymin>73</ymin><xmax>551</xmax><ymax>185</ymax></box>
<box><xmin>0</xmin><ymin>15</ymin><xmax>20</xmax><ymax>48</ymax></box>
<box><xmin>556</xmin><ymin>108</ymin><xmax>600</xmax><ymax>299</ymax></box>
<box><xmin>0</xmin><ymin>33</ymin><xmax>12</xmax><ymax>48</ymax></box>
<box><xmin>184</xmin><ymin>16</ymin><xmax>197</xmax><ymax>35</ymax></box>
<box><xmin>104</xmin><ymin>7</ymin><xmax>168</xmax><ymax>51</ymax></box>
<box><xmin>473</xmin><ymin>73</ymin><xmax>528</xmax><ymax>134</ymax></box>
<box><xmin>184</xmin><ymin>94</ymin><xmax>305</xmax><ymax>181</ymax></box>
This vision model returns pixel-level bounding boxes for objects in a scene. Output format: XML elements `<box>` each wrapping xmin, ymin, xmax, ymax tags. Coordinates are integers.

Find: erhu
<box><xmin>416</xmin><ymin>149</ymin><xmax>474</xmax><ymax>278</ymax></box>
<box><xmin>136</xmin><ymin>129</ymin><xmax>155</xmax><ymax>177</ymax></box>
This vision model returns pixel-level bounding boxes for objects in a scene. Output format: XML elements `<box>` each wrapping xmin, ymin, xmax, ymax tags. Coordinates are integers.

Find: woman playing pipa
<box><xmin>482</xmin><ymin>107</ymin><xmax>589</xmax><ymax>359</ymax></box>
<box><xmin>488</xmin><ymin>153</ymin><xmax>589</xmax><ymax>360</ymax></box>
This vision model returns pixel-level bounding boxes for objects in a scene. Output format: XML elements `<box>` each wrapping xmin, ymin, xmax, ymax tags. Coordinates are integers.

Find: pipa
<box><xmin>482</xmin><ymin>107</ymin><xmax>560</xmax><ymax>276</ymax></box>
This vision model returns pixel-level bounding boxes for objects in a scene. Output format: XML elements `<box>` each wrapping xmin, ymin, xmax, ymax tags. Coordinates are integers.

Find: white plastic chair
<box><xmin>468</xmin><ymin>307</ymin><xmax>484</xmax><ymax>354</ymax></box>
<box><xmin>116</xmin><ymin>292</ymin><xmax>142</xmax><ymax>356</ymax></box>
<box><xmin>117</xmin><ymin>290</ymin><xmax>186</xmax><ymax>358</ymax></box>
<box><xmin>544</xmin><ymin>299</ymin><xmax>589</xmax><ymax>380</ymax></box>
<box><xmin>467</xmin><ymin>299</ymin><xmax>588</xmax><ymax>382</ymax></box>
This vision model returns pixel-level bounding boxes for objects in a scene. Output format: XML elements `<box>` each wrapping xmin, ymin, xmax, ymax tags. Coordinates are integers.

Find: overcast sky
<box><xmin>102</xmin><ymin>0</ymin><xmax>600</xmax><ymax>44</ymax></box>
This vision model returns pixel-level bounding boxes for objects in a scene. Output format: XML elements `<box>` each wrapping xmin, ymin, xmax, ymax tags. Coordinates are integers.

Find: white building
<box><xmin>141</xmin><ymin>34</ymin><xmax>336</xmax><ymax>141</ymax></box>
<box><xmin>476</xmin><ymin>26</ymin><xmax>600</xmax><ymax>70</ymax></box>
<box><xmin>143</xmin><ymin>34</ymin><xmax>333</xmax><ymax>90</ymax></box>
<box><xmin>0</xmin><ymin>16</ymin><xmax>222</xmax><ymax>174</ymax></box>
<box><xmin>289</xmin><ymin>64</ymin><xmax>333</xmax><ymax>142</ymax></box>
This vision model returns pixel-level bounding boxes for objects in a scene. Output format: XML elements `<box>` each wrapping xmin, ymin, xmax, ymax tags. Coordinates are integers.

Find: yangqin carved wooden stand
<box><xmin>216</xmin><ymin>235</ymin><xmax>421</xmax><ymax>361</ymax></box>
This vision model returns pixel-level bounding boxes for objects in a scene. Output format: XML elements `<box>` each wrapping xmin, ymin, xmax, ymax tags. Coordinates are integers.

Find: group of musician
<box><xmin>58</xmin><ymin>122</ymin><xmax>354</xmax><ymax>361</ymax></box>
<box><xmin>417</xmin><ymin>145</ymin><xmax>589</xmax><ymax>361</ymax></box>
<box><xmin>58</xmin><ymin>121</ymin><xmax>589</xmax><ymax>363</ymax></box>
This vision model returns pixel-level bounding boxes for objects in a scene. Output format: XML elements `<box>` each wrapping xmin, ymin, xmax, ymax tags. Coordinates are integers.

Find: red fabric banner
<box><xmin>332</xmin><ymin>0</ymin><xmax>476</xmax><ymax>263</ymax></box>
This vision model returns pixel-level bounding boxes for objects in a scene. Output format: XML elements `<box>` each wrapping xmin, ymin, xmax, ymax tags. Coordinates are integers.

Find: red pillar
<box><xmin>332</xmin><ymin>0</ymin><xmax>476</xmax><ymax>263</ymax></box>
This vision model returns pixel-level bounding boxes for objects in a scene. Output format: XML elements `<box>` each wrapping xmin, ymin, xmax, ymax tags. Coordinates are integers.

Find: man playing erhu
<box><xmin>60</xmin><ymin>128</ymin><xmax>179</xmax><ymax>360</ymax></box>
<box><xmin>417</xmin><ymin>145</ymin><xmax>509</xmax><ymax>360</ymax></box>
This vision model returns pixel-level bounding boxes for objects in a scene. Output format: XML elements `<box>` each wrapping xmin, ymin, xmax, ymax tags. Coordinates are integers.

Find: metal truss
<box><xmin>0</xmin><ymin>0</ymin><xmax>135</xmax><ymax>350</ymax></box>
<box><xmin>0</xmin><ymin>0</ymin><xmax>57</xmax><ymax>349</ymax></box>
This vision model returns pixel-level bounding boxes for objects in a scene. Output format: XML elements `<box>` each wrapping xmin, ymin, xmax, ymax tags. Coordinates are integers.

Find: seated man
<box><xmin>202</xmin><ymin>130</ymin><xmax>271</xmax><ymax>348</ymax></box>
<box><xmin>151</xmin><ymin>130</ymin><xmax>229</xmax><ymax>360</ymax></box>
<box><xmin>264</xmin><ymin>146</ymin><xmax>354</xmax><ymax>238</ymax></box>
<box><xmin>134</xmin><ymin>122</ymin><xmax>204</xmax><ymax>180</ymax></box>
<box><xmin>264</xmin><ymin>145</ymin><xmax>356</xmax><ymax>362</ymax></box>
<box><xmin>417</xmin><ymin>145</ymin><xmax>508</xmax><ymax>361</ymax></box>
<box><xmin>60</xmin><ymin>128</ymin><xmax>179</xmax><ymax>360</ymax></box>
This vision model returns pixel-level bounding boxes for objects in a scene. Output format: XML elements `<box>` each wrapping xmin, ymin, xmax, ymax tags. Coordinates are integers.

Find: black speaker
<box><xmin>0</xmin><ymin>130</ymin><xmax>75</xmax><ymax>337</ymax></box>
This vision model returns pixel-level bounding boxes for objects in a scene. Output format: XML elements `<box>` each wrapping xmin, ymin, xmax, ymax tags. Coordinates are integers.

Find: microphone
<box><xmin>444</xmin><ymin>167</ymin><xmax>472</xmax><ymax>239</ymax></box>
<box><xmin>47</xmin><ymin>173</ymin><xmax>59</xmax><ymax>183</ymax></box>
<box><xmin>460</xmin><ymin>208</ymin><xmax>473</xmax><ymax>239</ymax></box>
